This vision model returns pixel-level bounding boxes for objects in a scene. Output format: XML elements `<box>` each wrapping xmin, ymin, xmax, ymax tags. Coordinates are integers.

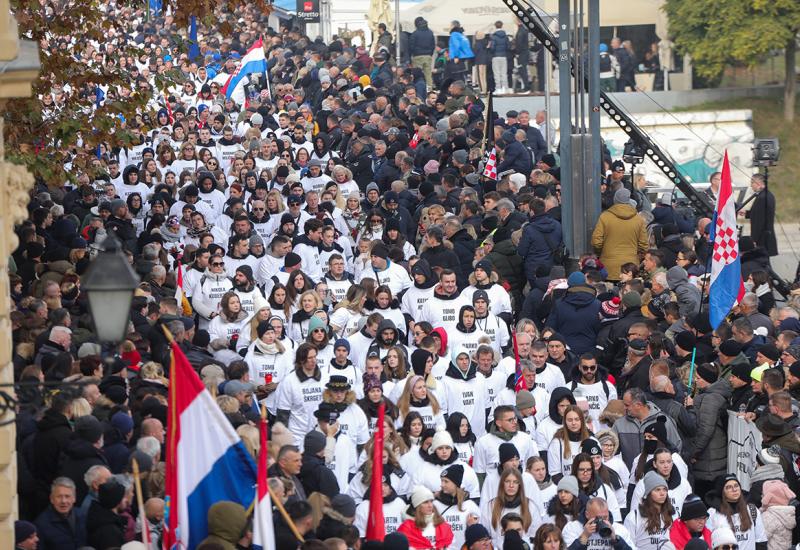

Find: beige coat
<box><xmin>591</xmin><ymin>203</ymin><xmax>648</xmax><ymax>281</ymax></box>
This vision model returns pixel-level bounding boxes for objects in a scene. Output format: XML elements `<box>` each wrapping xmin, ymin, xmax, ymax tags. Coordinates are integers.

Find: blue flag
<box><xmin>188</xmin><ymin>16</ymin><xmax>200</xmax><ymax>62</ymax></box>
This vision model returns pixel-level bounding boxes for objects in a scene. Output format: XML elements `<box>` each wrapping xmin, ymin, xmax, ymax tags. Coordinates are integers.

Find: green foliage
<box><xmin>663</xmin><ymin>0</ymin><xmax>800</xmax><ymax>80</ymax></box>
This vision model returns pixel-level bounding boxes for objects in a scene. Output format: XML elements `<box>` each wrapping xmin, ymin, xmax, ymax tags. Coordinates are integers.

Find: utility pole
<box><xmin>558</xmin><ymin>0</ymin><xmax>573</xmax><ymax>254</ymax></box>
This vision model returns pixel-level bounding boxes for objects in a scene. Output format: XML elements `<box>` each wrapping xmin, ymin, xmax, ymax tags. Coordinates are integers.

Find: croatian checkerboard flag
<box><xmin>483</xmin><ymin>147</ymin><xmax>498</xmax><ymax>180</ymax></box>
<box><xmin>709</xmin><ymin>151</ymin><xmax>745</xmax><ymax>330</ymax></box>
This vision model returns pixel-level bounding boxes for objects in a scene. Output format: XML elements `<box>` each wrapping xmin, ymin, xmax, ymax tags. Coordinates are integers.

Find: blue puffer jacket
<box><xmin>410</xmin><ymin>17</ymin><xmax>435</xmax><ymax>56</ymax></box>
<box><xmin>518</xmin><ymin>214</ymin><xmax>563</xmax><ymax>276</ymax></box>
<box><xmin>490</xmin><ymin>29</ymin><xmax>509</xmax><ymax>56</ymax></box>
<box><xmin>449</xmin><ymin>30</ymin><xmax>474</xmax><ymax>60</ymax></box>
<box><xmin>546</xmin><ymin>286</ymin><xmax>602</xmax><ymax>355</ymax></box>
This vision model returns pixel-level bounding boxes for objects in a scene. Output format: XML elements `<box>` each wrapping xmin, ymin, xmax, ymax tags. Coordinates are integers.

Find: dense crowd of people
<box><xmin>9</xmin><ymin>2</ymin><xmax>795</xmax><ymax>550</ymax></box>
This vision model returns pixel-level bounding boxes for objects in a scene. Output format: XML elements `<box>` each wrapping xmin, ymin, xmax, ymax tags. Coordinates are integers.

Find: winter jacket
<box><xmin>448</xmin><ymin>30</ymin><xmax>474</xmax><ymax>60</ymax></box>
<box><xmin>197</xmin><ymin>501</ymin><xmax>248</xmax><ymax>550</ymax></box>
<box><xmin>35</xmin><ymin>505</ymin><xmax>87</xmax><ymax>550</ymax></box>
<box><xmin>398</xmin><ymin>518</ymin><xmax>454</xmax><ymax>549</ymax></box>
<box><xmin>669</xmin><ymin>519</ymin><xmax>711</xmax><ymax>549</ymax></box>
<box><xmin>448</xmin><ymin>228</ymin><xmax>477</xmax><ymax>288</ymax></box>
<box><xmin>591</xmin><ymin>203</ymin><xmax>649</xmax><ymax>281</ymax></box>
<box><xmin>497</xmin><ymin>139</ymin><xmax>532</xmax><ymax>175</ymax></box>
<box><xmin>686</xmin><ymin>378</ymin><xmax>732</xmax><ymax>481</ymax></box>
<box><xmin>473</xmin><ymin>36</ymin><xmax>490</xmax><ymax>65</ymax></box>
<box><xmin>518</xmin><ymin>214</ymin><xmax>563</xmax><ymax>279</ymax></box>
<box><xmin>58</xmin><ymin>438</ymin><xmax>110</xmax><ymax>503</ymax></box>
<box><xmin>486</xmin><ymin>239</ymin><xmax>525</xmax><ymax>297</ymax></box>
<box><xmin>489</xmin><ymin>29</ymin><xmax>509</xmax><ymax>56</ymax></box>
<box><xmin>666</xmin><ymin>266</ymin><xmax>701</xmax><ymax>319</ymax></box>
<box><xmin>601</xmin><ymin>306</ymin><xmax>648</xmax><ymax>375</ymax></box>
<box><xmin>32</xmin><ymin>409</ymin><xmax>73</xmax><ymax>490</ymax></box>
<box><xmin>612</xmin><ymin>403</ymin><xmax>682</xmax><ymax>469</ymax></box>
<box><xmin>546</xmin><ymin>286</ymin><xmax>601</xmax><ymax>355</ymax></box>
<box><xmin>420</xmin><ymin>243</ymin><xmax>462</xmax><ymax>280</ymax></box>
<box><xmin>410</xmin><ymin>18</ymin><xmax>435</xmax><ymax>56</ymax></box>
<box><xmin>647</xmin><ymin>391</ymin><xmax>697</xmax><ymax>444</ymax></box>
<box><xmin>762</xmin><ymin>505</ymin><xmax>795</xmax><ymax>550</ymax></box>
<box><xmin>86</xmin><ymin>501</ymin><xmax>126</xmax><ymax>550</ymax></box>
<box><xmin>299</xmin><ymin>453</ymin><xmax>340</xmax><ymax>499</ymax></box>
<box><xmin>494</xmin><ymin>210</ymin><xmax>528</xmax><ymax>243</ymax></box>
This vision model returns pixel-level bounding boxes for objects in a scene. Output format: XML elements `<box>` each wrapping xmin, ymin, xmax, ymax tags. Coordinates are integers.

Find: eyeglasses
<box><xmin>253</xmin><ymin>207</ymin><xmax>265</xmax><ymax>211</ymax></box>
<box><xmin>581</xmin><ymin>365</ymin><xmax>598</xmax><ymax>371</ymax></box>
<box><xmin>577</xmin><ymin>467</ymin><xmax>593</xmax><ymax>473</ymax></box>
<box><xmin>718</xmin><ymin>546</ymin><xmax>738</xmax><ymax>550</ymax></box>
<box><xmin>207</xmin><ymin>161</ymin><xmax>217</xmax><ymax>166</ymax></box>
<box><xmin>312</xmin><ymin>328</ymin><xmax>326</xmax><ymax>333</ymax></box>
<box><xmin>212</xmin><ymin>262</ymin><xmax>224</xmax><ymax>267</ymax></box>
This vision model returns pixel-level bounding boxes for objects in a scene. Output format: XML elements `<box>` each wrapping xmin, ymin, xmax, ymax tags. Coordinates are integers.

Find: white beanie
<box><xmin>428</xmin><ymin>429</ymin><xmax>454</xmax><ymax>454</ymax></box>
<box><xmin>411</xmin><ymin>485</ymin><xmax>435</xmax><ymax>508</ymax></box>
<box><xmin>711</xmin><ymin>527</ymin><xmax>737</xmax><ymax>547</ymax></box>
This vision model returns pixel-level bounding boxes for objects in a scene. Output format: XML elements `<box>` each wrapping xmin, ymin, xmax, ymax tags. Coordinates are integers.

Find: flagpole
<box><xmin>366</xmin><ymin>403</ymin><xmax>386</xmax><ymax>541</ymax></box>
<box><xmin>269</xmin><ymin>486</ymin><xmax>305</xmax><ymax>543</ymax></box>
<box><xmin>132</xmin><ymin>458</ymin><xmax>151</xmax><ymax>546</ymax></box>
<box><xmin>687</xmin><ymin>346</ymin><xmax>698</xmax><ymax>393</ymax></box>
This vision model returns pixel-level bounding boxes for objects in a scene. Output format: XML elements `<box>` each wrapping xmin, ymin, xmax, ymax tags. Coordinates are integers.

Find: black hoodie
<box><xmin>548</xmin><ymin>387</ymin><xmax>576</xmax><ymax>424</ymax></box>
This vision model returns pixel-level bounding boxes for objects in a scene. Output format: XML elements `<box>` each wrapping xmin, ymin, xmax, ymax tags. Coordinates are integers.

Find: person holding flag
<box><xmin>708</xmin><ymin>151</ymin><xmax>746</xmax><ymax>331</ymax></box>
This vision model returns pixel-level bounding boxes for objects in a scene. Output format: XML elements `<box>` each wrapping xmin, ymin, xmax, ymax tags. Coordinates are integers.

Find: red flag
<box><xmin>512</xmin><ymin>332</ymin><xmax>527</xmax><ymax>392</ymax></box>
<box><xmin>366</xmin><ymin>403</ymin><xmax>386</xmax><ymax>541</ymax></box>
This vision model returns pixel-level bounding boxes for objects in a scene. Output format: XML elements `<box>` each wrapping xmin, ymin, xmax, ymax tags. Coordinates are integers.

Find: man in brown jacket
<box><xmin>591</xmin><ymin>188</ymin><xmax>649</xmax><ymax>282</ymax></box>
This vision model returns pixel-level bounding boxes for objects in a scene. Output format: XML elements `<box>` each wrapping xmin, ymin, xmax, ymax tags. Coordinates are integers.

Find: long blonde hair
<box><xmin>491</xmin><ymin>468</ymin><xmax>532</xmax><ymax>530</ymax></box>
<box><xmin>397</xmin><ymin>375</ymin><xmax>440</xmax><ymax>417</ymax></box>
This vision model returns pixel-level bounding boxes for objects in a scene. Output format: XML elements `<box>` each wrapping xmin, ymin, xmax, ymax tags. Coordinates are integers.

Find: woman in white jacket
<box><xmin>479</xmin><ymin>467</ymin><xmax>542</xmax><ymax>549</ymax></box>
<box><xmin>243</xmin><ymin>321</ymin><xmax>293</xmax><ymax>416</ymax></box>
<box><xmin>623</xmin><ymin>471</ymin><xmax>675</xmax><ymax>550</ymax></box>
<box><xmin>412</xmin><ymin>429</ymin><xmax>479</xmax><ymax>500</ymax></box>
<box><xmin>546</xmin><ymin>405</ymin><xmax>592</xmax><ymax>481</ymax></box>
<box><xmin>207</xmin><ymin>292</ymin><xmax>250</xmax><ymax>345</ymax></box>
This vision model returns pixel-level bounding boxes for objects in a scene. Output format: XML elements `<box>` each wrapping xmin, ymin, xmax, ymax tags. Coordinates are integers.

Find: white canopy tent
<box><xmin>399</xmin><ymin>0</ymin><xmax>667</xmax><ymax>37</ymax></box>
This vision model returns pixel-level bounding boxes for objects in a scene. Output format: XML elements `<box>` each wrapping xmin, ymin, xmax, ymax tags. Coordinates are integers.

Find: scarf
<box><xmin>544</xmin><ymin>278</ymin><xmax>568</xmax><ymax>298</ymax></box>
<box><xmin>410</xmin><ymin>395</ymin><xmax>430</xmax><ymax>408</ymax></box>
<box><xmin>187</xmin><ymin>223</ymin><xmax>215</xmax><ymax>238</ymax></box>
<box><xmin>254</xmin><ymin>338</ymin><xmax>280</xmax><ymax>355</ymax></box>
<box><xmin>436</xmin><ymin>493</ymin><xmax>458</xmax><ymax>507</ymax></box>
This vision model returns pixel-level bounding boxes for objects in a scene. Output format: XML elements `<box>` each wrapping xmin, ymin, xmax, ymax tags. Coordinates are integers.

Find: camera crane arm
<box><xmin>501</xmin><ymin>0</ymin><xmax>715</xmax><ymax>218</ymax></box>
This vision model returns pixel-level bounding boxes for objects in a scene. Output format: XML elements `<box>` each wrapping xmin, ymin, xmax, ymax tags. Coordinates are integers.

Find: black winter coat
<box><xmin>420</xmin><ymin>244</ymin><xmax>462</xmax><ymax>282</ymax></box>
<box><xmin>688</xmin><ymin>378</ymin><xmax>732</xmax><ymax>481</ymax></box>
<box><xmin>602</xmin><ymin>307</ymin><xmax>648</xmax><ymax>375</ymax></box>
<box><xmin>409</xmin><ymin>21</ymin><xmax>435</xmax><ymax>56</ymax></box>
<box><xmin>448</xmin><ymin>229</ymin><xmax>477</xmax><ymax>288</ymax></box>
<box><xmin>747</xmin><ymin>189</ymin><xmax>778</xmax><ymax>256</ymax></box>
<box><xmin>85</xmin><ymin>501</ymin><xmax>126</xmax><ymax>550</ymax></box>
<box><xmin>58</xmin><ymin>438</ymin><xmax>109</xmax><ymax>503</ymax></box>
<box><xmin>497</xmin><ymin>140</ymin><xmax>532</xmax><ymax>175</ymax></box>
<box><xmin>299</xmin><ymin>453</ymin><xmax>340</xmax><ymax>499</ymax></box>
<box><xmin>32</xmin><ymin>410</ymin><xmax>72</xmax><ymax>487</ymax></box>
<box><xmin>546</xmin><ymin>287</ymin><xmax>602</xmax><ymax>355</ymax></box>
<box><xmin>35</xmin><ymin>505</ymin><xmax>87</xmax><ymax>550</ymax></box>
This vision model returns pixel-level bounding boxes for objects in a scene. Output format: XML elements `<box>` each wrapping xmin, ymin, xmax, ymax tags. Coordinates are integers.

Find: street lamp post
<box><xmin>81</xmin><ymin>234</ymin><xmax>140</xmax><ymax>343</ymax></box>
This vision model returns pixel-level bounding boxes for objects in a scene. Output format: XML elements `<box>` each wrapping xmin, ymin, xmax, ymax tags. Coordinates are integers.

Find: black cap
<box><xmin>731</xmin><ymin>362</ymin><xmax>752</xmax><ymax>383</ymax></box>
<box><xmin>719</xmin><ymin>339</ymin><xmax>743</xmax><ymax>356</ymax></box>
<box><xmin>285</xmin><ymin>252</ymin><xmax>301</xmax><ymax>267</ymax></box>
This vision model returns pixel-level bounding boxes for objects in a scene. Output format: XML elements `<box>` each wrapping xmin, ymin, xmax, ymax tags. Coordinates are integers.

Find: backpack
<box><xmin>542</xmin><ymin>229</ymin><xmax>568</xmax><ymax>266</ymax></box>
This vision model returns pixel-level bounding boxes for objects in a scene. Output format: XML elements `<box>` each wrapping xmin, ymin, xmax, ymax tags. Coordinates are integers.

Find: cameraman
<box><xmin>563</xmin><ymin>497</ymin><xmax>634</xmax><ymax>549</ymax></box>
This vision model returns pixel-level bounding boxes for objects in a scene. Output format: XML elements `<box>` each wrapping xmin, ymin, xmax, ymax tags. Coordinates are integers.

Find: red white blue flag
<box><xmin>252</xmin><ymin>410</ymin><xmax>275</xmax><ymax>550</ymax></box>
<box><xmin>163</xmin><ymin>341</ymin><xmax>256</xmax><ymax>549</ymax></box>
<box><xmin>709</xmin><ymin>151</ymin><xmax>745</xmax><ymax>330</ymax></box>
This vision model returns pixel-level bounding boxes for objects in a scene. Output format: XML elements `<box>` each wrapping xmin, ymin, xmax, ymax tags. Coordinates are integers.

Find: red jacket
<box><xmin>669</xmin><ymin>519</ymin><xmax>711</xmax><ymax>549</ymax></box>
<box><xmin>397</xmin><ymin>519</ymin><xmax>454</xmax><ymax>550</ymax></box>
